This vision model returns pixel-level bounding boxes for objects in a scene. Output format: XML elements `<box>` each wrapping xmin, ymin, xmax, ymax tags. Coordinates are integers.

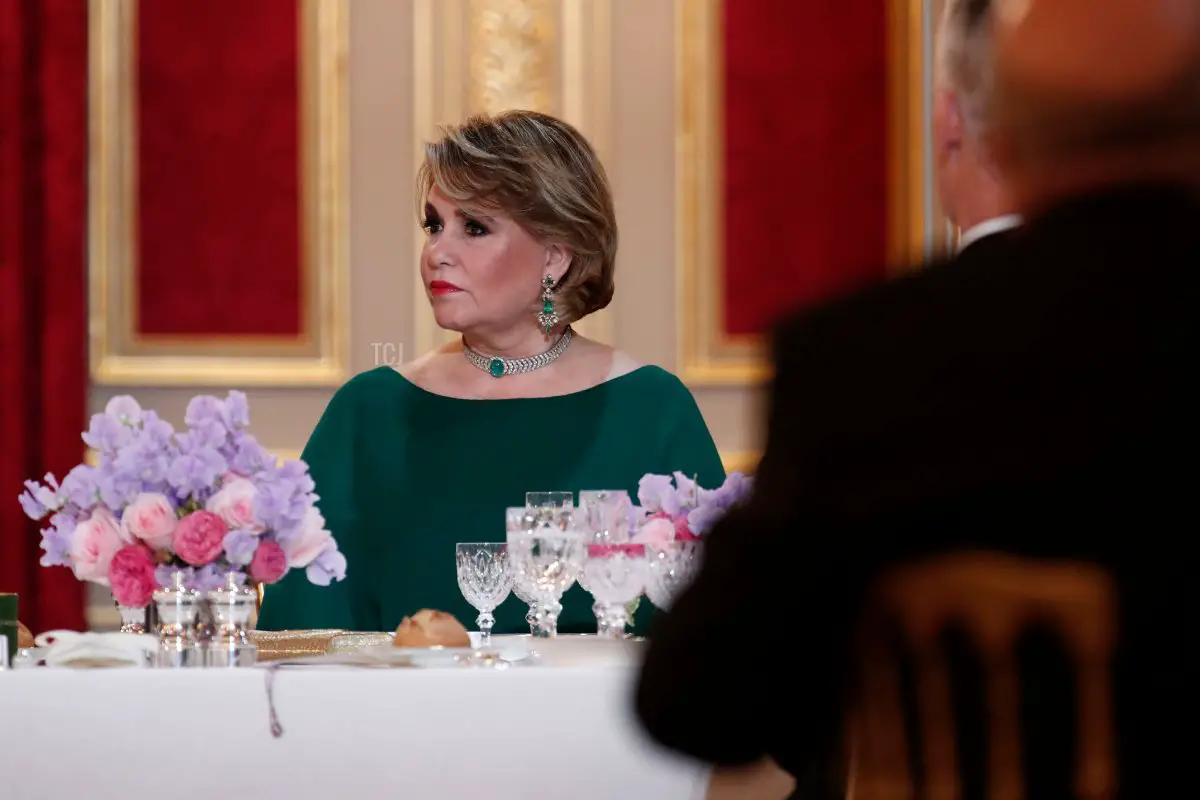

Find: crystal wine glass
<box><xmin>506</xmin><ymin>508</ymin><xmax>584</xmax><ymax>638</ymax></box>
<box><xmin>455</xmin><ymin>543</ymin><xmax>512</xmax><ymax>647</ymax></box>
<box><xmin>645</xmin><ymin>541</ymin><xmax>702</xmax><ymax>611</ymax></box>
<box><xmin>506</xmin><ymin>507</ymin><xmax>543</xmax><ymax>634</ymax></box>
<box><xmin>582</xmin><ymin>543</ymin><xmax>648</xmax><ymax>638</ymax></box>
<box><xmin>578</xmin><ymin>490</ymin><xmax>633</xmax><ymax>545</ymax></box>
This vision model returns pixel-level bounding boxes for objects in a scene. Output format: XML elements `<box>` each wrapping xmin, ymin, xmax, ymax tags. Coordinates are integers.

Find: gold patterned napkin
<box><xmin>250</xmin><ymin>629</ymin><xmax>346</xmax><ymax>661</ymax></box>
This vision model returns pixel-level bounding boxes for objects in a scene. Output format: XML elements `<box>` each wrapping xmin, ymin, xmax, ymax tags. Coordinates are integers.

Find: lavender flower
<box><xmin>105</xmin><ymin>395</ymin><xmax>143</xmax><ymax>426</ymax></box>
<box><xmin>221</xmin><ymin>390</ymin><xmax>250</xmax><ymax>429</ymax></box>
<box><xmin>227</xmin><ymin>432</ymin><xmax>274</xmax><ymax>476</ymax></box>
<box><xmin>254</xmin><ymin>462</ymin><xmax>317</xmax><ymax>542</ymax></box>
<box><xmin>685</xmin><ymin>473</ymin><xmax>754</xmax><ymax>535</ymax></box>
<box><xmin>82</xmin><ymin>412</ymin><xmax>134</xmax><ymax>453</ymax></box>
<box><xmin>166</xmin><ymin>447</ymin><xmax>228</xmax><ymax>499</ymax></box>
<box><xmin>306</xmin><ymin>546</ymin><xmax>347</xmax><ymax>586</ymax></box>
<box><xmin>18</xmin><ymin>475</ymin><xmax>61</xmax><ymax>520</ymax></box>
<box><xmin>637</xmin><ymin>474</ymin><xmax>679</xmax><ymax>515</ymax></box>
<box><xmin>38</xmin><ymin>513</ymin><xmax>76</xmax><ymax>567</ymax></box>
<box><xmin>60</xmin><ymin>465</ymin><xmax>101</xmax><ymax>510</ymax></box>
<box><xmin>222</xmin><ymin>528</ymin><xmax>260</xmax><ymax>566</ymax></box>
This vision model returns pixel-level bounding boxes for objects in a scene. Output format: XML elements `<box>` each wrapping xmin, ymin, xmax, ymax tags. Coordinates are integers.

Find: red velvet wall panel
<box><xmin>722</xmin><ymin>0</ymin><xmax>889</xmax><ymax>335</ymax></box>
<box><xmin>136</xmin><ymin>0</ymin><xmax>302</xmax><ymax>337</ymax></box>
<box><xmin>0</xmin><ymin>0</ymin><xmax>88</xmax><ymax>632</ymax></box>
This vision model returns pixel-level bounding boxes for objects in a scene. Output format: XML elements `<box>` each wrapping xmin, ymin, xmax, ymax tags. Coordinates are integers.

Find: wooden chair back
<box><xmin>706</xmin><ymin>759</ymin><xmax>796</xmax><ymax>800</ymax></box>
<box><xmin>846</xmin><ymin>551</ymin><xmax>1118</xmax><ymax>800</ymax></box>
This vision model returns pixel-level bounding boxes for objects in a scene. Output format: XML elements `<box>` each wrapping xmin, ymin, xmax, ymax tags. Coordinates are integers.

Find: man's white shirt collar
<box><xmin>957</xmin><ymin>214</ymin><xmax>1022</xmax><ymax>253</ymax></box>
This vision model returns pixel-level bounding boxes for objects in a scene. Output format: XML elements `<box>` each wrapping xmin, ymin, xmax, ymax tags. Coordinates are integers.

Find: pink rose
<box><xmin>205</xmin><ymin>476</ymin><xmax>262</xmax><ymax>532</ymax></box>
<box><xmin>108</xmin><ymin>543</ymin><xmax>157</xmax><ymax>607</ymax></box>
<box><xmin>70</xmin><ymin>507</ymin><xmax>126</xmax><ymax>585</ymax></box>
<box><xmin>282</xmin><ymin>507</ymin><xmax>333</xmax><ymax>568</ymax></box>
<box><xmin>248</xmin><ymin>540</ymin><xmax>288</xmax><ymax>584</ymax></box>
<box><xmin>173</xmin><ymin>510</ymin><xmax>228</xmax><ymax>566</ymax></box>
<box><xmin>121</xmin><ymin>492</ymin><xmax>177</xmax><ymax>550</ymax></box>
<box><xmin>587</xmin><ymin>543</ymin><xmax>647</xmax><ymax>558</ymax></box>
<box><xmin>673</xmin><ymin>515</ymin><xmax>700</xmax><ymax>542</ymax></box>
<box><xmin>632</xmin><ymin>516</ymin><xmax>676</xmax><ymax>545</ymax></box>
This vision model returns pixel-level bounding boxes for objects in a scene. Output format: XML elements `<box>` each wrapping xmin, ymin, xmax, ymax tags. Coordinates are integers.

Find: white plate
<box><xmin>521</xmin><ymin>634</ymin><xmax>645</xmax><ymax>667</ymax></box>
<box><xmin>358</xmin><ymin>637</ymin><xmax>532</xmax><ymax>667</ymax></box>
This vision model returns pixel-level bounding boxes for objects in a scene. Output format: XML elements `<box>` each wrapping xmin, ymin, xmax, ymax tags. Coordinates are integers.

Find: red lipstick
<box><xmin>429</xmin><ymin>280</ymin><xmax>462</xmax><ymax>296</ymax></box>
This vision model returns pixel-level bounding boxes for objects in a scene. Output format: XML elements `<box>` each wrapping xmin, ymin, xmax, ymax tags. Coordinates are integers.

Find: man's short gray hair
<box><xmin>936</xmin><ymin>0</ymin><xmax>997</xmax><ymax>135</ymax></box>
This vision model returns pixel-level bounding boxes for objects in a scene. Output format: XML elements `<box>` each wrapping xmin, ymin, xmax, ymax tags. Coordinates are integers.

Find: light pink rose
<box><xmin>108</xmin><ymin>543</ymin><xmax>157</xmax><ymax>607</ymax></box>
<box><xmin>70</xmin><ymin>507</ymin><xmax>125</xmax><ymax>585</ymax></box>
<box><xmin>249</xmin><ymin>540</ymin><xmax>288</xmax><ymax>584</ymax></box>
<box><xmin>205</xmin><ymin>477</ymin><xmax>262</xmax><ymax>533</ymax></box>
<box><xmin>173</xmin><ymin>510</ymin><xmax>228</xmax><ymax>566</ymax></box>
<box><xmin>121</xmin><ymin>493</ymin><xmax>177</xmax><ymax>550</ymax></box>
<box><xmin>632</xmin><ymin>516</ymin><xmax>676</xmax><ymax>545</ymax></box>
<box><xmin>283</xmin><ymin>507</ymin><xmax>333</xmax><ymax>568</ymax></box>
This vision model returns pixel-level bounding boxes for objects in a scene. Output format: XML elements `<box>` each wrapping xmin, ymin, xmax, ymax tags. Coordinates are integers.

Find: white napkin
<box><xmin>32</xmin><ymin>630</ymin><xmax>157</xmax><ymax>668</ymax></box>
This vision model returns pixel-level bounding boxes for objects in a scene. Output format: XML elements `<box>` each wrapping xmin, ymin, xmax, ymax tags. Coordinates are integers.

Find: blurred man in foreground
<box><xmin>636</xmin><ymin>0</ymin><xmax>1199</xmax><ymax>796</ymax></box>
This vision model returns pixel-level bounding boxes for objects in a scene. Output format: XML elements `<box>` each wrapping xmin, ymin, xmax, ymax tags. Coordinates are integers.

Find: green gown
<box><xmin>256</xmin><ymin>365</ymin><xmax>725</xmax><ymax>636</ymax></box>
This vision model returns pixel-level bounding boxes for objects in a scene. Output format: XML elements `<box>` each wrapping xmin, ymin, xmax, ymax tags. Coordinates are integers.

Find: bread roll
<box><xmin>17</xmin><ymin>621</ymin><xmax>33</xmax><ymax>649</ymax></box>
<box><xmin>393</xmin><ymin>609</ymin><xmax>470</xmax><ymax>648</ymax></box>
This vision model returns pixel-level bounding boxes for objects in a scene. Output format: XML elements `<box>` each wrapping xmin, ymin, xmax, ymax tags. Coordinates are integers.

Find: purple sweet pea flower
<box><xmin>38</xmin><ymin>512</ymin><xmax>77</xmax><ymax>567</ymax></box>
<box><xmin>222</xmin><ymin>528</ymin><xmax>260</xmax><ymax>566</ymax></box>
<box><xmin>637</xmin><ymin>474</ymin><xmax>677</xmax><ymax>515</ymax></box>
<box><xmin>113</xmin><ymin>438</ymin><xmax>173</xmax><ymax>488</ymax></box>
<box><xmin>306</xmin><ymin>546</ymin><xmax>347</xmax><ymax>586</ymax></box>
<box><xmin>82</xmin><ymin>412</ymin><xmax>134</xmax><ymax>453</ymax></box>
<box><xmin>227</xmin><ymin>432</ymin><xmax>274</xmax><ymax>476</ymax></box>
<box><xmin>59</xmin><ymin>464</ymin><xmax>101</xmax><ymax>509</ymax></box>
<box><xmin>137</xmin><ymin>409</ymin><xmax>176</xmax><ymax>447</ymax></box>
<box><xmin>19</xmin><ymin>476</ymin><xmax>60</xmax><ymax>520</ymax></box>
<box><xmin>184</xmin><ymin>395</ymin><xmax>224</xmax><ymax>428</ymax></box>
<box><xmin>105</xmin><ymin>395</ymin><xmax>143</xmax><ymax>426</ymax></box>
<box><xmin>221</xmin><ymin>390</ymin><xmax>250</xmax><ymax>429</ymax></box>
<box><xmin>166</xmin><ymin>447</ymin><xmax>228</xmax><ymax>498</ymax></box>
<box><xmin>93</xmin><ymin>461</ymin><xmax>143</xmax><ymax>512</ymax></box>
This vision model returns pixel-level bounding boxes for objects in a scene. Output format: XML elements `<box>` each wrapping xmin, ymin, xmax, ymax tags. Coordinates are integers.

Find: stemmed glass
<box><xmin>645</xmin><ymin>541</ymin><xmax>702</xmax><ymax>611</ymax></box>
<box><xmin>582</xmin><ymin>543</ymin><xmax>648</xmax><ymax>638</ymax></box>
<box><xmin>455</xmin><ymin>543</ymin><xmax>512</xmax><ymax>647</ymax></box>
<box><xmin>577</xmin><ymin>490</ymin><xmax>636</xmax><ymax>633</ymax></box>
<box><xmin>506</xmin><ymin>506</ymin><xmax>584</xmax><ymax>638</ymax></box>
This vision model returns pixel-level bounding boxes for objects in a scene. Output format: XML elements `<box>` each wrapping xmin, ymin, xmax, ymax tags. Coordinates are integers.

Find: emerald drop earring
<box><xmin>536</xmin><ymin>274</ymin><xmax>559</xmax><ymax>333</ymax></box>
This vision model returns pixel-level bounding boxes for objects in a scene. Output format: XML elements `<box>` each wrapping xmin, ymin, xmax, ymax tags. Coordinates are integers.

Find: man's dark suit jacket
<box><xmin>635</xmin><ymin>181</ymin><xmax>1198</xmax><ymax>798</ymax></box>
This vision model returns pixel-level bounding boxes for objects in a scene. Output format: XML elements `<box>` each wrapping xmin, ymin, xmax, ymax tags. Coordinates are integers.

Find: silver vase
<box><xmin>152</xmin><ymin>572</ymin><xmax>202</xmax><ymax>668</ymax></box>
<box><xmin>204</xmin><ymin>575</ymin><xmax>258</xmax><ymax>667</ymax></box>
<box><xmin>117</xmin><ymin>605</ymin><xmax>147</xmax><ymax>634</ymax></box>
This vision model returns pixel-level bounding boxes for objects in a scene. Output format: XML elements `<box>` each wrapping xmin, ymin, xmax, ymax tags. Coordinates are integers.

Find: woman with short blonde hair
<box><xmin>259</xmin><ymin>110</ymin><xmax>722</xmax><ymax>636</ymax></box>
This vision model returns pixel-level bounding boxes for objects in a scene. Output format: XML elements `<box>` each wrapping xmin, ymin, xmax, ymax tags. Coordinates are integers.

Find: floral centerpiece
<box><xmin>17</xmin><ymin>392</ymin><xmax>346</xmax><ymax>613</ymax></box>
<box><xmin>631</xmin><ymin>471</ymin><xmax>753</xmax><ymax>544</ymax></box>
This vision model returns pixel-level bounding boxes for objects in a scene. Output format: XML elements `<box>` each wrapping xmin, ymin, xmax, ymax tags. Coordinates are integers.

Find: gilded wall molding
<box><xmin>675</xmin><ymin>0</ymin><xmax>949</xmax><ymax>385</ymax></box>
<box><xmin>411</xmin><ymin>0</ymin><xmax>613</xmax><ymax>359</ymax></box>
<box><xmin>87</xmin><ymin>0</ymin><xmax>350</xmax><ymax>386</ymax></box>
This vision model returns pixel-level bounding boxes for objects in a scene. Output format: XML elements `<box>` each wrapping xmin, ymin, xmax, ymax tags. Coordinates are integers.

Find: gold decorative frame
<box><xmin>88</xmin><ymin>0</ymin><xmax>350</xmax><ymax>386</ymax></box>
<box><xmin>675</xmin><ymin>0</ymin><xmax>951</xmax><ymax>385</ymax></box>
<box><xmin>410</xmin><ymin>0</ymin><xmax>614</xmax><ymax>357</ymax></box>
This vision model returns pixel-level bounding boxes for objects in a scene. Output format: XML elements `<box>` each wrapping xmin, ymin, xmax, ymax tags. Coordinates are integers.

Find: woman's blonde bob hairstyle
<box><xmin>416</xmin><ymin>110</ymin><xmax>618</xmax><ymax>324</ymax></box>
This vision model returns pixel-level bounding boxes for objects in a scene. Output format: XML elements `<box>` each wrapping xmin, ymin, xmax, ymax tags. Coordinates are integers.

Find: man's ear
<box><xmin>933</xmin><ymin>88</ymin><xmax>966</xmax><ymax>158</ymax></box>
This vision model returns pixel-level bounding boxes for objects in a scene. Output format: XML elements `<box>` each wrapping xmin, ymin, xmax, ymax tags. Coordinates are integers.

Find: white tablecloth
<box><xmin>0</xmin><ymin>665</ymin><xmax>708</xmax><ymax>799</ymax></box>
